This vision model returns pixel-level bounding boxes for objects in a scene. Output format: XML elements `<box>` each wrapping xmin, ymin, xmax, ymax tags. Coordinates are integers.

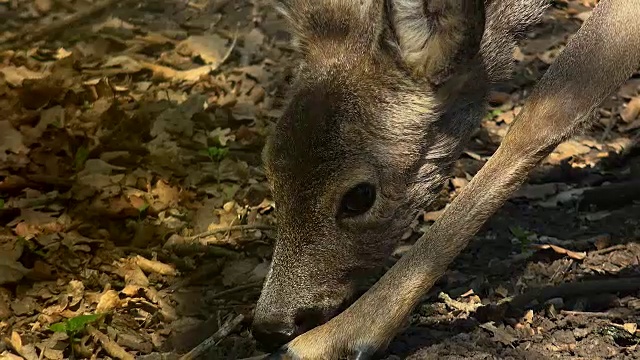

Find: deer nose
<box><xmin>251</xmin><ymin>320</ymin><xmax>297</xmax><ymax>351</ymax></box>
<box><xmin>252</xmin><ymin>307</ymin><xmax>329</xmax><ymax>350</ymax></box>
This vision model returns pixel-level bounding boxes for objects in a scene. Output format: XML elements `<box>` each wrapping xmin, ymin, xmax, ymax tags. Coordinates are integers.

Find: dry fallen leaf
<box><xmin>11</xmin><ymin>296</ymin><xmax>39</xmax><ymax>316</ymax></box>
<box><xmin>0</xmin><ymin>66</ymin><xmax>49</xmax><ymax>87</ymax></box>
<box><xmin>93</xmin><ymin>16</ymin><xmax>137</xmax><ymax>32</ymax></box>
<box><xmin>0</xmin><ymin>238</ymin><xmax>29</xmax><ymax>285</ymax></box>
<box><xmin>0</xmin><ymin>288</ymin><xmax>12</xmax><ymax>320</ymax></box>
<box><xmin>621</xmin><ymin>97</ymin><xmax>640</xmax><ymax>123</ymax></box>
<box><xmin>221</xmin><ymin>258</ymin><xmax>260</xmax><ymax>287</ymax></box>
<box><xmin>100</xmin><ymin>55</ymin><xmax>144</xmax><ymax>74</ymax></box>
<box><xmin>548</xmin><ymin>140</ymin><xmax>592</xmax><ymax>163</ymax></box>
<box><xmin>140</xmin><ymin>61</ymin><xmax>217</xmax><ymax>82</ymax></box>
<box><xmin>243</xmin><ymin>28</ymin><xmax>265</xmax><ymax>55</ymax></box>
<box><xmin>86</xmin><ymin>325</ymin><xmax>135</xmax><ymax>360</ymax></box>
<box><xmin>134</xmin><ymin>255</ymin><xmax>177</xmax><ymax>277</ymax></box>
<box><xmin>34</xmin><ymin>0</ymin><xmax>52</xmax><ymax>13</ymax></box>
<box><xmin>67</xmin><ymin>280</ymin><xmax>85</xmax><ymax>307</ymax></box>
<box><xmin>623</xmin><ymin>322</ymin><xmax>638</xmax><ymax>334</ymax></box>
<box><xmin>530</xmin><ymin>243</ymin><xmax>587</xmax><ymax>260</ymax></box>
<box><xmin>0</xmin><ymin>121</ymin><xmax>29</xmax><ymax>162</ymax></box>
<box><xmin>150</xmin><ymin>94</ymin><xmax>205</xmax><ymax>138</ymax></box>
<box><xmin>122</xmin><ymin>262</ymin><xmax>150</xmax><ymax>287</ymax></box>
<box><xmin>6</xmin><ymin>331</ymin><xmax>39</xmax><ymax>360</ymax></box>
<box><xmin>151</xmin><ymin>180</ymin><xmax>180</xmax><ymax>211</ymax></box>
<box><xmin>522</xmin><ymin>309</ymin><xmax>534</xmax><ymax>324</ymax></box>
<box><xmin>0</xmin><ymin>256</ymin><xmax>30</xmax><ymax>285</ymax></box>
<box><xmin>177</xmin><ymin>35</ymin><xmax>229</xmax><ymax>65</ymax></box>
<box><xmin>209</xmin><ymin>127</ymin><xmax>235</xmax><ymax>146</ymax></box>
<box><xmin>0</xmin><ymin>351</ymin><xmax>24</xmax><ymax>360</ymax></box>
<box><xmin>574</xmin><ymin>11</ymin><xmax>591</xmax><ymax>22</ymax></box>
<box><xmin>479</xmin><ymin>322</ymin><xmax>518</xmax><ymax>345</ymax></box>
<box><xmin>96</xmin><ymin>290</ymin><xmax>121</xmax><ymax>313</ymax></box>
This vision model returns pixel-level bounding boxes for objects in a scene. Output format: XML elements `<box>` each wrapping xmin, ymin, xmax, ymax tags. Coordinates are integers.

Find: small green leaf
<box><xmin>509</xmin><ymin>225</ymin><xmax>528</xmax><ymax>240</ymax></box>
<box><xmin>66</xmin><ymin>314</ymin><xmax>101</xmax><ymax>332</ymax></box>
<box><xmin>49</xmin><ymin>322</ymin><xmax>67</xmax><ymax>333</ymax></box>
<box><xmin>206</xmin><ymin>146</ymin><xmax>229</xmax><ymax>162</ymax></box>
<box><xmin>0</xmin><ymin>199</ymin><xmax>4</xmax><ymax>209</ymax></box>
<box><xmin>49</xmin><ymin>313</ymin><xmax>101</xmax><ymax>335</ymax></box>
<box><xmin>138</xmin><ymin>202</ymin><xmax>150</xmax><ymax>213</ymax></box>
<box><xmin>74</xmin><ymin>147</ymin><xmax>90</xmax><ymax>170</ymax></box>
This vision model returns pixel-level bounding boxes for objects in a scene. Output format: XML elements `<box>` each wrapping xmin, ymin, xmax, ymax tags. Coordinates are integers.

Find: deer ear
<box><xmin>389</xmin><ymin>0</ymin><xmax>485</xmax><ymax>85</ymax></box>
<box><xmin>272</xmin><ymin>0</ymin><xmax>385</xmax><ymax>54</ymax></box>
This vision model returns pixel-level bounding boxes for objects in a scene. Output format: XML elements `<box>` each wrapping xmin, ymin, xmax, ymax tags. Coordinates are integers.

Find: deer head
<box><xmin>252</xmin><ymin>0</ymin><xmax>545</xmax><ymax>348</ymax></box>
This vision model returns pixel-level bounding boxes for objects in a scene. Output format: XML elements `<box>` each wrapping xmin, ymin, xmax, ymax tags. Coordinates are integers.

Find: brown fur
<box><xmin>253</xmin><ymin>0</ymin><xmax>640</xmax><ymax>358</ymax></box>
<box><xmin>253</xmin><ymin>0</ymin><xmax>550</xmax><ymax>352</ymax></box>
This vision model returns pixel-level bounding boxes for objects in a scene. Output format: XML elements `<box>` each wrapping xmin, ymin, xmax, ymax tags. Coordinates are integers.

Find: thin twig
<box><xmin>560</xmin><ymin>310</ymin><xmax>630</xmax><ymax>318</ymax></box>
<box><xmin>219</xmin><ymin>26</ymin><xmax>238</xmax><ymax>66</ymax></box>
<box><xmin>179</xmin><ymin>314</ymin><xmax>245</xmax><ymax>360</ymax></box>
<box><xmin>187</xmin><ymin>224</ymin><xmax>275</xmax><ymax>241</ymax></box>
<box><xmin>208</xmin><ymin>281</ymin><xmax>263</xmax><ymax>300</ymax></box>
<box><xmin>600</xmin><ymin>116</ymin><xmax>617</xmax><ymax>142</ymax></box>
<box><xmin>589</xmin><ymin>244</ymin><xmax>629</xmax><ymax>256</ymax></box>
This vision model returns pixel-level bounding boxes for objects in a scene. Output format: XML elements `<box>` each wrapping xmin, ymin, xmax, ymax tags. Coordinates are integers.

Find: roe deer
<box><xmin>251</xmin><ymin>0</ymin><xmax>640</xmax><ymax>358</ymax></box>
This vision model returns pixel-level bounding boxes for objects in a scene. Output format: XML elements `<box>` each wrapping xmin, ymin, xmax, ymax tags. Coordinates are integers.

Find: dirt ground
<box><xmin>0</xmin><ymin>0</ymin><xmax>639</xmax><ymax>359</ymax></box>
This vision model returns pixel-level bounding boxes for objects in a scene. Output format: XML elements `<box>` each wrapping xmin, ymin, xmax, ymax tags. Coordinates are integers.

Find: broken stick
<box><xmin>178</xmin><ymin>314</ymin><xmax>245</xmax><ymax>360</ymax></box>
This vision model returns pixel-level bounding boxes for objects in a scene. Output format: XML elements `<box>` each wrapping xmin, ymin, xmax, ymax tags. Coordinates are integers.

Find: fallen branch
<box><xmin>578</xmin><ymin>179</ymin><xmax>640</xmax><ymax>210</ymax></box>
<box><xmin>163</xmin><ymin>241</ymin><xmax>242</xmax><ymax>259</ymax></box>
<box><xmin>509</xmin><ymin>277</ymin><xmax>640</xmax><ymax>310</ymax></box>
<box><xmin>0</xmin><ymin>0</ymin><xmax>128</xmax><ymax>51</ymax></box>
<box><xmin>560</xmin><ymin>309</ymin><xmax>632</xmax><ymax>318</ymax></box>
<box><xmin>186</xmin><ymin>224</ymin><xmax>275</xmax><ymax>241</ymax></box>
<box><xmin>179</xmin><ymin>314</ymin><xmax>245</xmax><ymax>360</ymax></box>
<box><xmin>589</xmin><ymin>244</ymin><xmax>629</xmax><ymax>256</ymax></box>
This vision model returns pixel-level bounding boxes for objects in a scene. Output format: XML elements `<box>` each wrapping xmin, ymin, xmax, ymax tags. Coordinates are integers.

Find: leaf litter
<box><xmin>0</xmin><ymin>0</ymin><xmax>639</xmax><ymax>359</ymax></box>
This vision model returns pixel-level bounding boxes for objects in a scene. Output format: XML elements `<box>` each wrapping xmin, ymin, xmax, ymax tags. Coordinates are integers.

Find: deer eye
<box><xmin>338</xmin><ymin>183</ymin><xmax>376</xmax><ymax>218</ymax></box>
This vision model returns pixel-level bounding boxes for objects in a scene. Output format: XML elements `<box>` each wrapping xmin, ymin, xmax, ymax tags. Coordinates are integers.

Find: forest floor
<box><xmin>0</xmin><ymin>0</ymin><xmax>639</xmax><ymax>359</ymax></box>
